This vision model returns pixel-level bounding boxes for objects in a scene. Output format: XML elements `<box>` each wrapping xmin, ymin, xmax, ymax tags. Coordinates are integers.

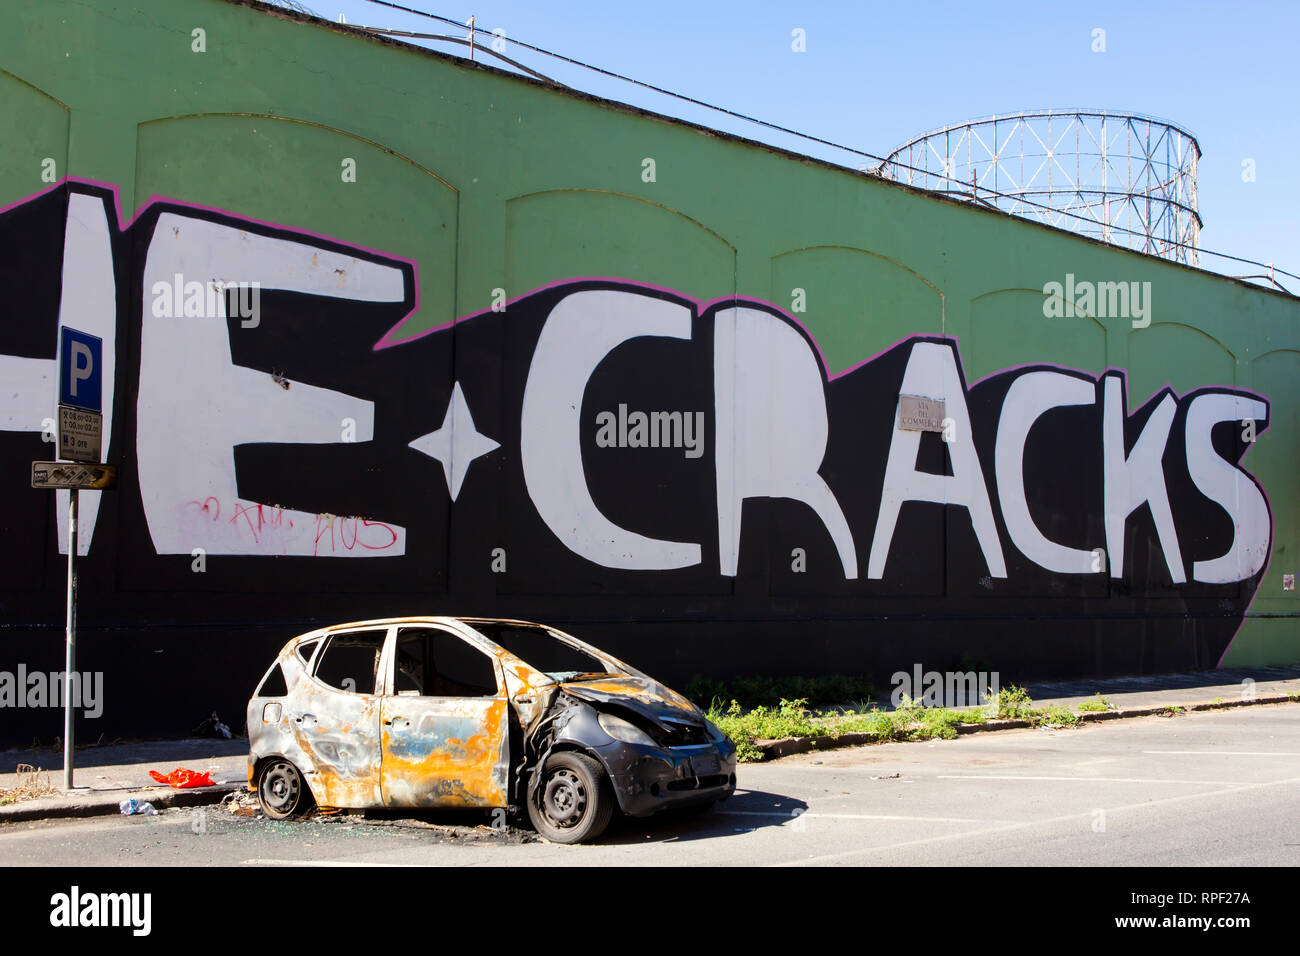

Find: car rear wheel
<box><xmin>527</xmin><ymin>752</ymin><xmax>614</xmax><ymax>844</ymax></box>
<box><xmin>257</xmin><ymin>759</ymin><xmax>312</xmax><ymax>819</ymax></box>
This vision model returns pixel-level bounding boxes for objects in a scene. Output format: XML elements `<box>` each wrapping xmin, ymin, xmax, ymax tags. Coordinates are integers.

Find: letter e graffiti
<box><xmin>192</xmin><ymin>27</ymin><xmax>206</xmax><ymax>53</ymax></box>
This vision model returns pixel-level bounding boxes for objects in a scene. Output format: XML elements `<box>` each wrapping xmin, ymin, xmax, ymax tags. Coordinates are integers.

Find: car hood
<box><xmin>559</xmin><ymin>675</ymin><xmax>703</xmax><ymax>730</ymax></box>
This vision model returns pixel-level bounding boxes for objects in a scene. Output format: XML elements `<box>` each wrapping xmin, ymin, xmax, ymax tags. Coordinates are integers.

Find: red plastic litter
<box><xmin>148</xmin><ymin>768</ymin><xmax>215</xmax><ymax>789</ymax></box>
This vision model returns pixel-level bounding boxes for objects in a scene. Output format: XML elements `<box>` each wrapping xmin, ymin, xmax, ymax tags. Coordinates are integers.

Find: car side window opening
<box><xmin>313</xmin><ymin>630</ymin><xmax>386</xmax><ymax>694</ymax></box>
<box><xmin>394</xmin><ymin>628</ymin><xmax>499</xmax><ymax>698</ymax></box>
<box><xmin>256</xmin><ymin>662</ymin><xmax>289</xmax><ymax>698</ymax></box>
<box><xmin>295</xmin><ymin>637</ymin><xmax>321</xmax><ymax>668</ymax></box>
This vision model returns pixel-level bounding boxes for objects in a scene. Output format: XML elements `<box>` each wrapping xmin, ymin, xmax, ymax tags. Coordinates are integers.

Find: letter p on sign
<box><xmin>59</xmin><ymin>327</ymin><xmax>103</xmax><ymax>412</ymax></box>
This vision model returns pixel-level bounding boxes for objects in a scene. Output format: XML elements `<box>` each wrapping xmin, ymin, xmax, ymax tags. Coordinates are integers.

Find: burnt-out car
<box><xmin>246</xmin><ymin>617</ymin><xmax>736</xmax><ymax>843</ymax></box>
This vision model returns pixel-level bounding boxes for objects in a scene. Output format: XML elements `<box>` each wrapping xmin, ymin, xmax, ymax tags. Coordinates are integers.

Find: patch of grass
<box><xmin>1037</xmin><ymin>704</ymin><xmax>1079</xmax><ymax>727</ymax></box>
<box><xmin>710</xmin><ymin>695</ymin><xmax>992</xmax><ymax>760</ymax></box>
<box><xmin>709</xmin><ymin>684</ymin><xmax>1094</xmax><ymax>761</ymax></box>
<box><xmin>687</xmin><ymin>674</ymin><xmax>877</xmax><ymax>711</ymax></box>
<box><xmin>988</xmin><ymin>684</ymin><xmax>1036</xmax><ymax>719</ymax></box>
<box><xmin>707</xmin><ymin>698</ymin><xmax>822</xmax><ymax>755</ymax></box>
<box><xmin>1078</xmin><ymin>694</ymin><xmax>1113</xmax><ymax>713</ymax></box>
<box><xmin>0</xmin><ymin>764</ymin><xmax>57</xmax><ymax>805</ymax></box>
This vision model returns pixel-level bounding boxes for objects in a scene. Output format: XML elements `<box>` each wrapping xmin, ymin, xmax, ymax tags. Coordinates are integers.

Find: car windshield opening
<box><xmin>471</xmin><ymin>623</ymin><xmax>613</xmax><ymax>681</ymax></box>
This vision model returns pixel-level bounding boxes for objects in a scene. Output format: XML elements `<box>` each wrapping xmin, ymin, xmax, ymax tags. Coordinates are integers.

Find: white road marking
<box><xmin>241</xmin><ymin>858</ymin><xmax>403</xmax><ymax>867</ymax></box>
<box><xmin>936</xmin><ymin>774</ymin><xmax>1244</xmax><ymax>785</ymax></box>
<box><xmin>717</xmin><ymin>810</ymin><xmax>1015</xmax><ymax>824</ymax></box>
<box><xmin>1143</xmin><ymin>750</ymin><xmax>1300</xmax><ymax>757</ymax></box>
<box><xmin>774</xmin><ymin>774</ymin><xmax>1300</xmax><ymax>866</ymax></box>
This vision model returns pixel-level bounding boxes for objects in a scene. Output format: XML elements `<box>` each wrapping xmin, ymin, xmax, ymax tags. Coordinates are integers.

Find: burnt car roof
<box><xmin>284</xmin><ymin>616</ymin><xmax>642</xmax><ymax>680</ymax></box>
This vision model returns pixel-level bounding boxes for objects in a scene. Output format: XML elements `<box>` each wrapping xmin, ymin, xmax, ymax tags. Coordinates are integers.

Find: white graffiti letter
<box><xmin>870</xmin><ymin>342</ymin><xmax>1004</xmax><ymax>579</ymax></box>
<box><xmin>138</xmin><ymin>212</ymin><xmax>409</xmax><ymax>556</ymax></box>
<box><xmin>521</xmin><ymin>289</ymin><xmax>701</xmax><ymax>570</ymax></box>
<box><xmin>1102</xmin><ymin>376</ymin><xmax>1184</xmax><ymax>582</ymax></box>
<box><xmin>995</xmin><ymin>371</ymin><xmax>1098</xmax><ymax>572</ymax></box>
<box><xmin>714</xmin><ymin>307</ymin><xmax>856</xmax><ymax>578</ymax></box>
<box><xmin>1185</xmin><ymin>393</ymin><xmax>1270</xmax><ymax>583</ymax></box>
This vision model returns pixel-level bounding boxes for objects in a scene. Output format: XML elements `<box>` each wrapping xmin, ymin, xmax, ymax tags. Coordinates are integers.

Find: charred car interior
<box><xmin>247</xmin><ymin>617</ymin><xmax>737</xmax><ymax>843</ymax></box>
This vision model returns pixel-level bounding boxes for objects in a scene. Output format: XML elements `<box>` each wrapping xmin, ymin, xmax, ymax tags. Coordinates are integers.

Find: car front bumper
<box><xmin>593</xmin><ymin>738</ymin><xmax>737</xmax><ymax>817</ymax></box>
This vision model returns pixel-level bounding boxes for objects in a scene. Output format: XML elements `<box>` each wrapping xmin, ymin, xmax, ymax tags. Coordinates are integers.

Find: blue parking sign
<box><xmin>59</xmin><ymin>327</ymin><xmax>102</xmax><ymax>412</ymax></box>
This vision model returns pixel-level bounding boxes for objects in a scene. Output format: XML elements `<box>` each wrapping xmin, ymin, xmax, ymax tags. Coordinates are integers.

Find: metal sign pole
<box><xmin>63</xmin><ymin>488</ymin><xmax>77</xmax><ymax>790</ymax></box>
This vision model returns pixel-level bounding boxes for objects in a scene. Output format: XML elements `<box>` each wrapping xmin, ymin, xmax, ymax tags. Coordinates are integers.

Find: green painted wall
<box><xmin>1</xmin><ymin>0</ymin><xmax>1296</xmax><ymax>667</ymax></box>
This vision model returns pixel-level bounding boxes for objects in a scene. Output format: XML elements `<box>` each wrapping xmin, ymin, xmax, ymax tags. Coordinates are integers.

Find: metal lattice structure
<box><xmin>877</xmin><ymin>110</ymin><xmax>1201</xmax><ymax>265</ymax></box>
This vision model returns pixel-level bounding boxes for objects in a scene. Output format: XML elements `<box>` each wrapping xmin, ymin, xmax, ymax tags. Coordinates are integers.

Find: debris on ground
<box><xmin>328</xmin><ymin>812</ymin><xmax>540</xmax><ymax>844</ymax></box>
<box><xmin>0</xmin><ymin>765</ymin><xmax>58</xmax><ymax>805</ymax></box>
<box><xmin>148</xmin><ymin>768</ymin><xmax>216</xmax><ymax>789</ymax></box>
<box><xmin>218</xmin><ymin>789</ymin><xmax>261</xmax><ymax>816</ymax></box>
<box><xmin>192</xmin><ymin>711</ymin><xmax>233</xmax><ymax>739</ymax></box>
<box><xmin>119</xmin><ymin>798</ymin><xmax>158</xmax><ymax>816</ymax></box>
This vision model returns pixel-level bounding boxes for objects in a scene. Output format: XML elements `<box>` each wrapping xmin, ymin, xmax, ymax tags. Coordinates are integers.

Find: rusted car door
<box><xmin>379</xmin><ymin>624</ymin><xmax>511</xmax><ymax>809</ymax></box>
<box><xmin>293</xmin><ymin>626</ymin><xmax>389</xmax><ymax>808</ymax></box>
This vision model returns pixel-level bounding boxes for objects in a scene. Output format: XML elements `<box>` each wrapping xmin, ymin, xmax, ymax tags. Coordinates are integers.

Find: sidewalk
<box><xmin>2</xmin><ymin>664</ymin><xmax>1299</xmax><ymax>823</ymax></box>
<box><xmin>0</xmin><ymin>738</ymin><xmax>247</xmax><ymax>823</ymax></box>
<box><xmin>1021</xmin><ymin>664</ymin><xmax>1300</xmax><ymax>711</ymax></box>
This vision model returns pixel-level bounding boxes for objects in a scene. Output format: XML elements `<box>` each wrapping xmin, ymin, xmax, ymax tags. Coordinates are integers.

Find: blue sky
<box><xmin>312</xmin><ymin>0</ymin><xmax>1298</xmax><ymax>289</ymax></box>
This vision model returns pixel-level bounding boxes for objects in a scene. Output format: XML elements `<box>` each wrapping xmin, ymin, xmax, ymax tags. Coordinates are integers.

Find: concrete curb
<box><xmin>754</xmin><ymin>692</ymin><xmax>1300</xmax><ymax>760</ymax></box>
<box><xmin>0</xmin><ymin>782</ymin><xmax>242</xmax><ymax>824</ymax></box>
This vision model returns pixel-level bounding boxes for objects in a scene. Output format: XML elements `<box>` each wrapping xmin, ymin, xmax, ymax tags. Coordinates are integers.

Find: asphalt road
<box><xmin>2</xmin><ymin>704</ymin><xmax>1297</xmax><ymax>866</ymax></box>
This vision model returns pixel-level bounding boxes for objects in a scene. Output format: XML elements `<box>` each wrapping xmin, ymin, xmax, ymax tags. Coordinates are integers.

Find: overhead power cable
<box><xmin>358</xmin><ymin>0</ymin><xmax>1298</xmax><ymax>288</ymax></box>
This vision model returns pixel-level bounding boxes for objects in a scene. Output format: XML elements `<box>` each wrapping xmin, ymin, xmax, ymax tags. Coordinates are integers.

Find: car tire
<box><xmin>257</xmin><ymin>758</ymin><xmax>313</xmax><ymax>820</ymax></box>
<box><xmin>527</xmin><ymin>751</ymin><xmax>614</xmax><ymax>844</ymax></box>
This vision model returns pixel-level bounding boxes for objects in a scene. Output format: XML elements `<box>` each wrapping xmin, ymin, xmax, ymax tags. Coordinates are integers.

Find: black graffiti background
<box><xmin>0</xmin><ymin>183</ymin><xmax>1272</xmax><ymax>743</ymax></box>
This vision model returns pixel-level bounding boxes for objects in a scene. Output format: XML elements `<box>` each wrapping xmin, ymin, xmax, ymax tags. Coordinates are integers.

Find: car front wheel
<box><xmin>257</xmin><ymin>759</ymin><xmax>312</xmax><ymax>820</ymax></box>
<box><xmin>527</xmin><ymin>751</ymin><xmax>614</xmax><ymax>844</ymax></box>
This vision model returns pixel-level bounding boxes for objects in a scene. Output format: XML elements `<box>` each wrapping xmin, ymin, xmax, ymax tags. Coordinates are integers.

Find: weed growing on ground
<box><xmin>709</xmin><ymin>684</ymin><xmax>1098</xmax><ymax>761</ymax></box>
